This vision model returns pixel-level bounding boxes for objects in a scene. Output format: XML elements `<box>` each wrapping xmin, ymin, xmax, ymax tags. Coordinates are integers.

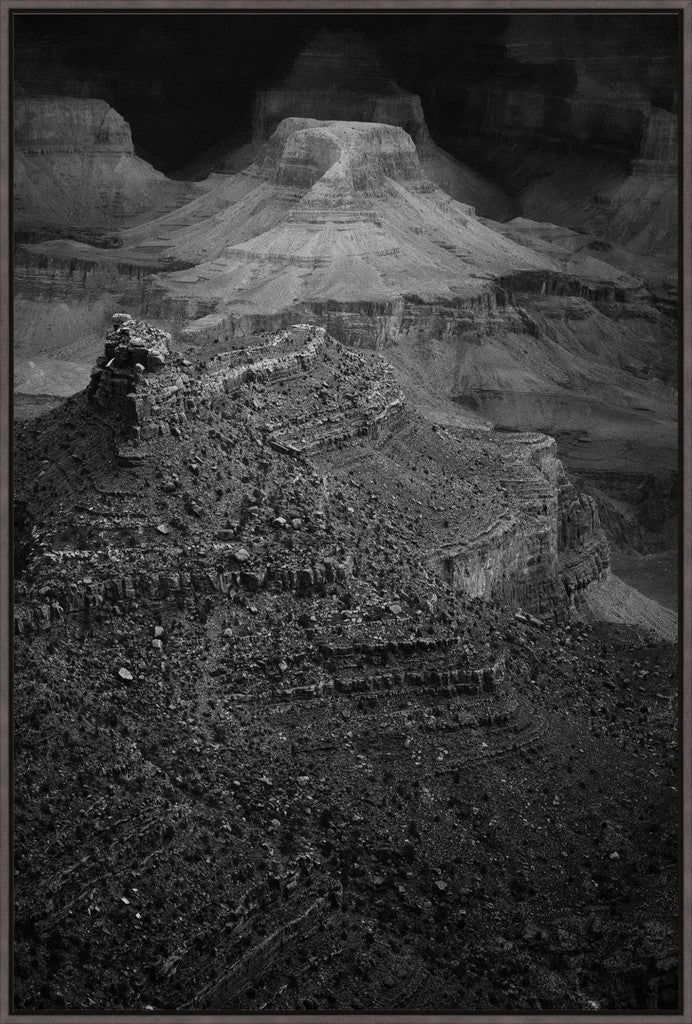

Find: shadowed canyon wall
<box><xmin>13</xmin><ymin>14</ymin><xmax>678</xmax><ymax>173</ymax></box>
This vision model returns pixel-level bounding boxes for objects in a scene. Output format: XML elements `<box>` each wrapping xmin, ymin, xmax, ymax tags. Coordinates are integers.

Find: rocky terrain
<box><xmin>11</xmin><ymin>15</ymin><xmax>680</xmax><ymax>1013</ymax></box>
<box><xmin>13</xmin><ymin>315</ymin><xmax>678</xmax><ymax>1012</ymax></box>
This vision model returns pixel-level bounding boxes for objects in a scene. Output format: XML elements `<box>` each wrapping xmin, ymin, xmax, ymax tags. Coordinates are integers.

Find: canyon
<box><xmin>14</xmin><ymin>103</ymin><xmax>677</xmax><ymax>599</ymax></box>
<box><xmin>11</xmin><ymin>13</ymin><xmax>680</xmax><ymax>1015</ymax></box>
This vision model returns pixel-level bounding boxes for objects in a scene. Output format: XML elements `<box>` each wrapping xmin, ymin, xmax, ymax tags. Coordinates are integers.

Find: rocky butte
<box><xmin>13</xmin><ymin>312</ymin><xmax>678</xmax><ymax>1011</ymax></box>
<box><xmin>14</xmin><ymin>94</ymin><xmax>202</xmax><ymax>241</ymax></box>
<box><xmin>17</xmin><ymin>313</ymin><xmax>611</xmax><ymax>632</ymax></box>
<box><xmin>175</xmin><ymin>30</ymin><xmax>515</xmax><ymax>219</ymax></box>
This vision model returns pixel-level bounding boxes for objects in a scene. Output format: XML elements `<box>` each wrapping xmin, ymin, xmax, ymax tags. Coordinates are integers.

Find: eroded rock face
<box><xmin>430</xmin><ymin>14</ymin><xmax>678</xmax><ymax>161</ymax></box>
<box><xmin>14</xmin><ymin>95</ymin><xmax>200</xmax><ymax>239</ymax></box>
<box><xmin>175</xmin><ymin>30</ymin><xmax>515</xmax><ymax>219</ymax></box>
<box><xmin>418</xmin><ymin>16</ymin><xmax>678</xmax><ymax>269</ymax></box>
<box><xmin>633</xmin><ymin>109</ymin><xmax>677</xmax><ymax>173</ymax></box>
<box><xmin>259</xmin><ymin>117</ymin><xmax>424</xmax><ymax>192</ymax></box>
<box><xmin>252</xmin><ymin>31</ymin><xmax>430</xmax><ymax>148</ymax></box>
<box><xmin>88</xmin><ymin>313</ymin><xmax>172</xmax><ymax>428</ymax></box>
<box><xmin>15</xmin><ymin>95</ymin><xmax>134</xmax><ymax>152</ymax></box>
<box><xmin>105</xmin><ymin>312</ymin><xmax>171</xmax><ymax>366</ymax></box>
<box><xmin>20</xmin><ymin>318</ymin><xmax>608</xmax><ymax>636</ymax></box>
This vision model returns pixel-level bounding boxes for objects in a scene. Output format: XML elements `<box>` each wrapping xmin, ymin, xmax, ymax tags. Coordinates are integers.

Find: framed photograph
<box><xmin>1</xmin><ymin>1</ymin><xmax>689</xmax><ymax>1021</ymax></box>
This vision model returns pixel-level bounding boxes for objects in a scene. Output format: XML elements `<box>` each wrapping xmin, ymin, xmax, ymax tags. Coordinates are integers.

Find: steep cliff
<box><xmin>14</xmin><ymin>96</ymin><xmax>201</xmax><ymax>239</ymax></box>
<box><xmin>408</xmin><ymin>15</ymin><xmax>679</xmax><ymax>275</ymax></box>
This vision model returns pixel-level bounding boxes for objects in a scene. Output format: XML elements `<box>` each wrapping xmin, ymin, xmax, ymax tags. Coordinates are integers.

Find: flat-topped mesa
<box><xmin>253</xmin><ymin>31</ymin><xmax>431</xmax><ymax>149</ymax></box>
<box><xmin>173</xmin><ymin>28</ymin><xmax>513</xmax><ymax>217</ymax></box>
<box><xmin>13</xmin><ymin>95</ymin><xmax>200</xmax><ymax>239</ymax></box>
<box><xmin>14</xmin><ymin>96</ymin><xmax>134</xmax><ymax>154</ymax></box>
<box><xmin>103</xmin><ymin>117</ymin><xmax>559</xmax><ymax>342</ymax></box>
<box><xmin>258</xmin><ymin>117</ymin><xmax>424</xmax><ymax>194</ymax></box>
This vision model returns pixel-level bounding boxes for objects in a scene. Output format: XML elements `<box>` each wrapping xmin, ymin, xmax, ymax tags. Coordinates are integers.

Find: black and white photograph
<box><xmin>1</xmin><ymin>0</ymin><xmax>689</xmax><ymax>1019</ymax></box>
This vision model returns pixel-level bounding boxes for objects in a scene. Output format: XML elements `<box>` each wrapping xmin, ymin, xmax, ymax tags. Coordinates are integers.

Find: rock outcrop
<box><xmin>14</xmin><ymin>315</ymin><xmax>678</xmax><ymax>1016</ymax></box>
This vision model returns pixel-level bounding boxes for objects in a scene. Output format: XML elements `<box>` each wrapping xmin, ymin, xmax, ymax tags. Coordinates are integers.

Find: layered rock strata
<box><xmin>16</xmin><ymin>317</ymin><xmax>608</xmax><ymax>642</ymax></box>
<box><xmin>16</xmin><ymin>118</ymin><xmax>580</xmax><ymax>347</ymax></box>
<box><xmin>17</xmin><ymin>116</ymin><xmax>650</xmax><ymax>351</ymax></box>
<box><xmin>14</xmin><ymin>95</ymin><xmax>200</xmax><ymax>239</ymax></box>
<box><xmin>14</xmin><ymin>118</ymin><xmax>675</xmax><ymax>540</ymax></box>
<box><xmin>15</xmin><ymin>316</ymin><xmax>679</xmax><ymax>1016</ymax></box>
<box><xmin>175</xmin><ymin>30</ymin><xmax>515</xmax><ymax>219</ymax></box>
